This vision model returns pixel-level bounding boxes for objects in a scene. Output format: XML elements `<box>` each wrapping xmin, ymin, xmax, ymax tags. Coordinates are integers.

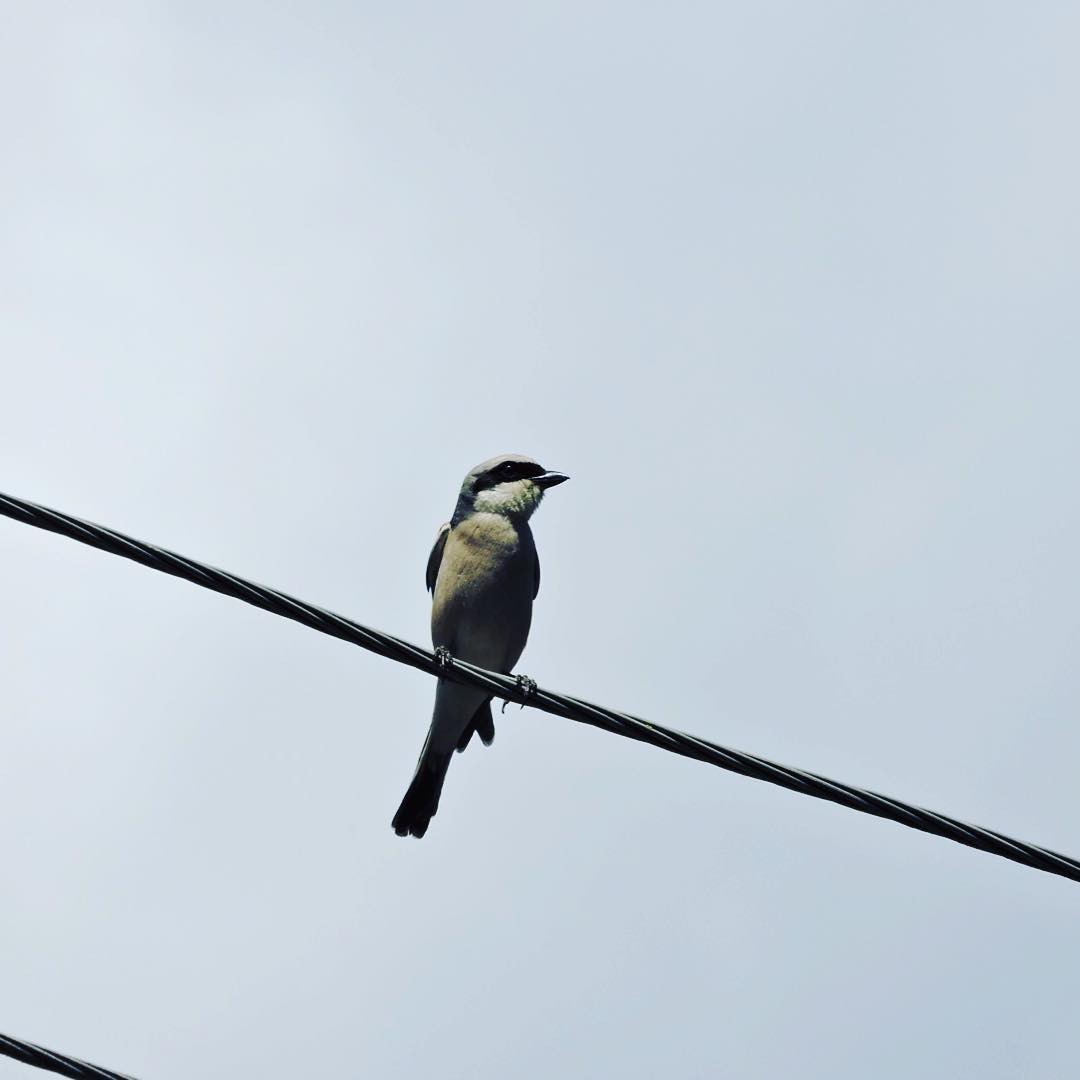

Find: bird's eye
<box><xmin>500</xmin><ymin>462</ymin><xmax>517</xmax><ymax>476</ymax></box>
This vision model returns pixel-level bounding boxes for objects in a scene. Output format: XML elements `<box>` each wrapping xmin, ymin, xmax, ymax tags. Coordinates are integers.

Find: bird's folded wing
<box><xmin>426</xmin><ymin>522</ymin><xmax>450</xmax><ymax>593</ymax></box>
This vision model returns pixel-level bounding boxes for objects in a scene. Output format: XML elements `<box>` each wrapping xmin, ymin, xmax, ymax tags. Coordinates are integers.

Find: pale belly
<box><xmin>430</xmin><ymin>515</ymin><xmax>536</xmax><ymax>673</ymax></box>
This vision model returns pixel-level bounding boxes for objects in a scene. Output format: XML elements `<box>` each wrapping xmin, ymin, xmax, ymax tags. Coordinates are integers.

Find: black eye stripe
<box><xmin>473</xmin><ymin>460</ymin><xmax>545</xmax><ymax>491</ymax></box>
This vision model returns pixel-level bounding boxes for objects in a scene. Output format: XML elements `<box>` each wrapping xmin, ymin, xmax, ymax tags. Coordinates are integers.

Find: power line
<box><xmin>0</xmin><ymin>1032</ymin><xmax>136</xmax><ymax>1079</ymax></box>
<box><xmin>2</xmin><ymin>489</ymin><xmax>1078</xmax><ymax>890</ymax></box>
<box><xmin>2</xmin><ymin>490</ymin><xmax>1076</xmax><ymax>1076</ymax></box>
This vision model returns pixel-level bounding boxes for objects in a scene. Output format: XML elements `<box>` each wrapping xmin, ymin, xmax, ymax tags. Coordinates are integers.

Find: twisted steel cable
<box><xmin>2</xmin><ymin>489</ymin><xmax>1079</xmax><ymax>888</ymax></box>
<box><xmin>0</xmin><ymin>1031</ymin><xmax>137</xmax><ymax>1079</ymax></box>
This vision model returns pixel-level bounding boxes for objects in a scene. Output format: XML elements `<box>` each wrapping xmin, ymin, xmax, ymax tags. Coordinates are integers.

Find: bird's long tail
<box><xmin>392</xmin><ymin>682</ymin><xmax>492</xmax><ymax>839</ymax></box>
<box><xmin>392</xmin><ymin>750</ymin><xmax>451</xmax><ymax>838</ymax></box>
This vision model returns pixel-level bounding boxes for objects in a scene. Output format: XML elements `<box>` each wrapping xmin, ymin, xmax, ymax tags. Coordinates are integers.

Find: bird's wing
<box><xmin>425</xmin><ymin>522</ymin><xmax>451</xmax><ymax>593</ymax></box>
<box><xmin>533</xmin><ymin>549</ymin><xmax>541</xmax><ymax>598</ymax></box>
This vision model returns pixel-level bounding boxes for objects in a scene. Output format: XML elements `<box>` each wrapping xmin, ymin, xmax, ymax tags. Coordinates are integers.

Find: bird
<box><xmin>392</xmin><ymin>454</ymin><xmax>569</xmax><ymax>838</ymax></box>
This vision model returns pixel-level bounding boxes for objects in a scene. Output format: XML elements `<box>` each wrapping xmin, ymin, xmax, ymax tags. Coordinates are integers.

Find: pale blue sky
<box><xmin>2</xmin><ymin>4</ymin><xmax>1079</xmax><ymax>1078</ymax></box>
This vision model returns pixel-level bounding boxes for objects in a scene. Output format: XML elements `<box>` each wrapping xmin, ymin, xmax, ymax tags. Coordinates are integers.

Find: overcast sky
<box><xmin>2</xmin><ymin>4</ymin><xmax>1079</xmax><ymax>1078</ymax></box>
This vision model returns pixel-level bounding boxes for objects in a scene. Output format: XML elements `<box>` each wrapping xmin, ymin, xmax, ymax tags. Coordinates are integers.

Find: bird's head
<box><xmin>454</xmin><ymin>454</ymin><xmax>569</xmax><ymax>522</ymax></box>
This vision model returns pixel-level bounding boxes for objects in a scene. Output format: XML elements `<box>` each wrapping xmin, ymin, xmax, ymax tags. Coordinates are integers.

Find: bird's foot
<box><xmin>433</xmin><ymin>645</ymin><xmax>454</xmax><ymax>669</ymax></box>
<box><xmin>502</xmin><ymin>673</ymin><xmax>537</xmax><ymax>713</ymax></box>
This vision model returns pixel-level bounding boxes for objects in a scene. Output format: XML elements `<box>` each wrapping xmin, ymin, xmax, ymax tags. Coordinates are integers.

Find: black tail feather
<box><xmin>392</xmin><ymin>754</ymin><xmax>449</xmax><ymax>838</ymax></box>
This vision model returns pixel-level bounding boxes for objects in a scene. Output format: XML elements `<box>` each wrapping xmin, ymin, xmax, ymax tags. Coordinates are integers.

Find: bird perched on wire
<box><xmin>393</xmin><ymin>454</ymin><xmax>569</xmax><ymax>838</ymax></box>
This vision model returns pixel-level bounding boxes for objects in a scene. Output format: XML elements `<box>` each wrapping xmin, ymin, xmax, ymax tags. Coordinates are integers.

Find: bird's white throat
<box><xmin>471</xmin><ymin>480</ymin><xmax>544</xmax><ymax>518</ymax></box>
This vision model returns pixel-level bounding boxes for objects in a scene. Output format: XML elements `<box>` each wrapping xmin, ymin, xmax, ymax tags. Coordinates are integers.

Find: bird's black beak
<box><xmin>534</xmin><ymin>471</ymin><xmax>570</xmax><ymax>490</ymax></box>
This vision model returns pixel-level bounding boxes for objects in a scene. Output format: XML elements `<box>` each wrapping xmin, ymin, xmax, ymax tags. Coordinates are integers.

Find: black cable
<box><xmin>2</xmin><ymin>489</ymin><xmax>1078</xmax><ymax>887</ymax></box>
<box><xmin>0</xmin><ymin>1032</ymin><xmax>136</xmax><ymax>1079</ymax></box>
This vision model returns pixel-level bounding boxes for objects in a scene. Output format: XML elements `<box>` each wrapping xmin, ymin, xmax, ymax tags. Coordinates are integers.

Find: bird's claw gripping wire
<box><xmin>502</xmin><ymin>673</ymin><xmax>538</xmax><ymax>713</ymax></box>
<box><xmin>433</xmin><ymin>645</ymin><xmax>453</xmax><ymax>670</ymax></box>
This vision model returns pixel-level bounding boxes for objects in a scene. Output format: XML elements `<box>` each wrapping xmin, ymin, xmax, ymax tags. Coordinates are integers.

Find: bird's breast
<box><xmin>430</xmin><ymin>513</ymin><xmax>536</xmax><ymax>670</ymax></box>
